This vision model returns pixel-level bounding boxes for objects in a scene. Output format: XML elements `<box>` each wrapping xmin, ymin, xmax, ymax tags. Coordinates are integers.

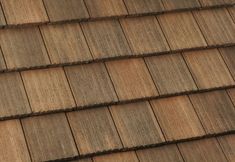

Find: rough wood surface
<box><xmin>106</xmin><ymin>58</ymin><xmax>158</xmax><ymax>100</ymax></box>
<box><xmin>120</xmin><ymin>16</ymin><xmax>169</xmax><ymax>54</ymax></box>
<box><xmin>199</xmin><ymin>0</ymin><xmax>228</xmax><ymax>6</ymax></box>
<box><xmin>67</xmin><ymin>107</ymin><xmax>122</xmax><ymax>155</ymax></box>
<box><xmin>93</xmin><ymin>152</ymin><xmax>139</xmax><ymax>162</ymax></box>
<box><xmin>229</xmin><ymin>6</ymin><xmax>235</xmax><ymax>21</ymax></box>
<box><xmin>65</xmin><ymin>63</ymin><xmax>118</xmax><ymax>107</ymax></box>
<box><xmin>71</xmin><ymin>159</ymin><xmax>92</xmax><ymax>162</ymax></box>
<box><xmin>1</xmin><ymin>0</ymin><xmax>48</xmax><ymax>25</ymax></box>
<box><xmin>0</xmin><ymin>27</ymin><xmax>50</xmax><ymax>69</ymax></box>
<box><xmin>150</xmin><ymin>96</ymin><xmax>205</xmax><ymax>141</ymax></box>
<box><xmin>81</xmin><ymin>20</ymin><xmax>131</xmax><ymax>59</ymax></box>
<box><xmin>162</xmin><ymin>0</ymin><xmax>200</xmax><ymax>10</ymax></box>
<box><xmin>110</xmin><ymin>102</ymin><xmax>165</xmax><ymax>147</ymax></box>
<box><xmin>22</xmin><ymin>113</ymin><xmax>78</xmax><ymax>162</ymax></box>
<box><xmin>227</xmin><ymin>88</ymin><xmax>235</xmax><ymax>105</ymax></box>
<box><xmin>43</xmin><ymin>0</ymin><xmax>89</xmax><ymax>22</ymax></box>
<box><xmin>22</xmin><ymin>68</ymin><xmax>75</xmax><ymax>112</ymax></box>
<box><xmin>0</xmin><ymin>5</ymin><xmax>6</xmax><ymax>26</ymax></box>
<box><xmin>189</xmin><ymin>90</ymin><xmax>235</xmax><ymax>134</ymax></box>
<box><xmin>40</xmin><ymin>23</ymin><xmax>92</xmax><ymax>64</ymax></box>
<box><xmin>158</xmin><ymin>12</ymin><xmax>207</xmax><ymax>50</ymax></box>
<box><xmin>217</xmin><ymin>134</ymin><xmax>235</xmax><ymax>162</ymax></box>
<box><xmin>145</xmin><ymin>54</ymin><xmax>197</xmax><ymax>95</ymax></box>
<box><xmin>0</xmin><ymin>48</ymin><xmax>6</xmax><ymax>70</ymax></box>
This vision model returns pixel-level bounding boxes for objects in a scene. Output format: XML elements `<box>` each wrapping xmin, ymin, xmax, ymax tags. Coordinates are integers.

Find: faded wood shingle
<box><xmin>220</xmin><ymin>46</ymin><xmax>235</xmax><ymax>79</ymax></box>
<box><xmin>199</xmin><ymin>0</ymin><xmax>229</xmax><ymax>6</ymax></box>
<box><xmin>93</xmin><ymin>152</ymin><xmax>139</xmax><ymax>162</ymax></box>
<box><xmin>0</xmin><ymin>48</ymin><xmax>6</xmax><ymax>70</ymax></box>
<box><xmin>0</xmin><ymin>5</ymin><xmax>6</xmax><ymax>26</ymax></box>
<box><xmin>227</xmin><ymin>88</ymin><xmax>235</xmax><ymax>105</ymax></box>
<box><xmin>162</xmin><ymin>0</ymin><xmax>201</xmax><ymax>10</ymax></box>
<box><xmin>217</xmin><ymin>134</ymin><xmax>235</xmax><ymax>162</ymax></box>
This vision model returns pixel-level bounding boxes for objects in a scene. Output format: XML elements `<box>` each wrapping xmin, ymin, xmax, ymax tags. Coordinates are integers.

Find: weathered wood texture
<box><xmin>217</xmin><ymin>134</ymin><xmax>235</xmax><ymax>162</ymax></box>
<box><xmin>93</xmin><ymin>152</ymin><xmax>139</xmax><ymax>162</ymax></box>
<box><xmin>162</xmin><ymin>0</ymin><xmax>201</xmax><ymax>10</ymax></box>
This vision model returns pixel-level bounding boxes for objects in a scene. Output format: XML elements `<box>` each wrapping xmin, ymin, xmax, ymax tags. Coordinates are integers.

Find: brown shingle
<box><xmin>193</xmin><ymin>8</ymin><xmax>235</xmax><ymax>45</ymax></box>
<box><xmin>183</xmin><ymin>49</ymin><xmax>234</xmax><ymax>89</ymax></box>
<box><xmin>219</xmin><ymin>47</ymin><xmax>235</xmax><ymax>79</ymax></box>
<box><xmin>67</xmin><ymin>107</ymin><xmax>122</xmax><ymax>154</ymax></box>
<box><xmin>22</xmin><ymin>113</ymin><xmax>78</xmax><ymax>162</ymax></box>
<box><xmin>189</xmin><ymin>90</ymin><xmax>235</xmax><ymax>134</ymax></box>
<box><xmin>229</xmin><ymin>6</ymin><xmax>235</xmax><ymax>21</ymax></box>
<box><xmin>227</xmin><ymin>88</ymin><xmax>235</xmax><ymax>105</ymax></box>
<box><xmin>0</xmin><ymin>5</ymin><xmax>6</xmax><ymax>26</ymax></box>
<box><xmin>0</xmin><ymin>27</ymin><xmax>50</xmax><ymax>69</ymax></box>
<box><xmin>0</xmin><ymin>48</ymin><xmax>6</xmax><ymax>70</ymax></box>
<box><xmin>21</xmin><ymin>68</ymin><xmax>75</xmax><ymax>112</ymax></box>
<box><xmin>40</xmin><ymin>23</ymin><xmax>92</xmax><ymax>64</ymax></box>
<box><xmin>71</xmin><ymin>159</ymin><xmax>92</xmax><ymax>162</ymax></box>
<box><xmin>162</xmin><ymin>0</ymin><xmax>201</xmax><ymax>10</ymax></box>
<box><xmin>93</xmin><ymin>152</ymin><xmax>138</xmax><ymax>162</ymax></box>
<box><xmin>158</xmin><ymin>12</ymin><xmax>207</xmax><ymax>50</ymax></box>
<box><xmin>178</xmin><ymin>138</ymin><xmax>227</xmax><ymax>162</ymax></box>
<box><xmin>110</xmin><ymin>102</ymin><xmax>165</xmax><ymax>147</ymax></box>
<box><xmin>123</xmin><ymin>0</ymin><xmax>164</xmax><ymax>14</ymax></box>
<box><xmin>81</xmin><ymin>20</ymin><xmax>131</xmax><ymax>59</ymax></box>
<box><xmin>120</xmin><ymin>16</ymin><xmax>169</xmax><ymax>55</ymax></box>
<box><xmin>1</xmin><ymin>0</ymin><xmax>48</xmax><ymax>25</ymax></box>
<box><xmin>85</xmin><ymin>0</ymin><xmax>127</xmax><ymax>18</ymax></box>
<box><xmin>0</xmin><ymin>120</ymin><xmax>31</xmax><ymax>162</ymax></box>
<box><xmin>65</xmin><ymin>63</ymin><xmax>118</xmax><ymax>107</ymax></box>
<box><xmin>145</xmin><ymin>54</ymin><xmax>197</xmax><ymax>95</ymax></box>
<box><xmin>217</xmin><ymin>134</ymin><xmax>235</xmax><ymax>162</ymax></box>
<box><xmin>199</xmin><ymin>0</ymin><xmax>228</xmax><ymax>6</ymax></box>
<box><xmin>136</xmin><ymin>144</ymin><xmax>184</xmax><ymax>162</ymax></box>
<box><xmin>0</xmin><ymin>72</ymin><xmax>31</xmax><ymax>117</ymax></box>
<box><xmin>150</xmin><ymin>96</ymin><xmax>205</xmax><ymax>141</ymax></box>
<box><xmin>43</xmin><ymin>0</ymin><xmax>89</xmax><ymax>22</ymax></box>
<box><xmin>106</xmin><ymin>58</ymin><xmax>158</xmax><ymax>100</ymax></box>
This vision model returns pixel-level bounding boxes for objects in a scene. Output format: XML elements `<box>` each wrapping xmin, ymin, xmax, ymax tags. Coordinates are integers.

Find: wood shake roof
<box><xmin>0</xmin><ymin>0</ymin><xmax>234</xmax><ymax>161</ymax></box>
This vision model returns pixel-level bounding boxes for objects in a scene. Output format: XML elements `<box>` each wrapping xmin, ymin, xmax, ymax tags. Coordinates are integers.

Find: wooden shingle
<box><xmin>158</xmin><ymin>12</ymin><xmax>207</xmax><ymax>50</ymax></box>
<box><xmin>67</xmin><ymin>107</ymin><xmax>122</xmax><ymax>154</ymax></box>
<box><xmin>1</xmin><ymin>0</ymin><xmax>48</xmax><ymax>25</ymax></box>
<box><xmin>0</xmin><ymin>72</ymin><xmax>31</xmax><ymax>117</ymax></box>
<box><xmin>0</xmin><ymin>48</ymin><xmax>6</xmax><ymax>70</ymax></box>
<box><xmin>193</xmin><ymin>8</ymin><xmax>235</xmax><ymax>45</ymax></box>
<box><xmin>85</xmin><ymin>0</ymin><xmax>127</xmax><ymax>18</ymax></box>
<box><xmin>106</xmin><ymin>58</ymin><xmax>158</xmax><ymax>100</ymax></box>
<box><xmin>0</xmin><ymin>27</ymin><xmax>50</xmax><ymax>69</ymax></box>
<box><xmin>220</xmin><ymin>46</ymin><xmax>235</xmax><ymax>79</ymax></box>
<box><xmin>93</xmin><ymin>152</ymin><xmax>138</xmax><ymax>162</ymax></box>
<box><xmin>0</xmin><ymin>5</ymin><xmax>6</xmax><ymax>26</ymax></box>
<box><xmin>199</xmin><ymin>0</ymin><xmax>229</xmax><ymax>6</ymax></box>
<box><xmin>21</xmin><ymin>68</ymin><xmax>75</xmax><ymax>112</ymax></box>
<box><xmin>178</xmin><ymin>138</ymin><xmax>227</xmax><ymax>162</ymax></box>
<box><xmin>40</xmin><ymin>23</ymin><xmax>92</xmax><ymax>64</ymax></box>
<box><xmin>43</xmin><ymin>0</ymin><xmax>89</xmax><ymax>22</ymax></box>
<box><xmin>22</xmin><ymin>113</ymin><xmax>78</xmax><ymax>162</ymax></box>
<box><xmin>81</xmin><ymin>20</ymin><xmax>131</xmax><ymax>59</ymax></box>
<box><xmin>145</xmin><ymin>54</ymin><xmax>197</xmax><ymax>95</ymax></box>
<box><xmin>227</xmin><ymin>88</ymin><xmax>235</xmax><ymax>105</ymax></box>
<box><xmin>123</xmin><ymin>0</ymin><xmax>164</xmax><ymax>14</ymax></box>
<box><xmin>162</xmin><ymin>0</ymin><xmax>201</xmax><ymax>10</ymax></box>
<box><xmin>229</xmin><ymin>6</ymin><xmax>235</xmax><ymax>21</ymax></box>
<box><xmin>217</xmin><ymin>134</ymin><xmax>235</xmax><ymax>162</ymax></box>
<box><xmin>110</xmin><ymin>102</ymin><xmax>165</xmax><ymax>148</ymax></box>
<box><xmin>120</xmin><ymin>16</ymin><xmax>170</xmax><ymax>55</ymax></box>
<box><xmin>150</xmin><ymin>96</ymin><xmax>205</xmax><ymax>141</ymax></box>
<box><xmin>183</xmin><ymin>49</ymin><xmax>234</xmax><ymax>89</ymax></box>
<box><xmin>136</xmin><ymin>144</ymin><xmax>184</xmax><ymax>162</ymax></box>
<box><xmin>65</xmin><ymin>63</ymin><xmax>118</xmax><ymax>107</ymax></box>
<box><xmin>0</xmin><ymin>120</ymin><xmax>31</xmax><ymax>162</ymax></box>
<box><xmin>189</xmin><ymin>90</ymin><xmax>235</xmax><ymax>134</ymax></box>
<box><xmin>71</xmin><ymin>159</ymin><xmax>92</xmax><ymax>162</ymax></box>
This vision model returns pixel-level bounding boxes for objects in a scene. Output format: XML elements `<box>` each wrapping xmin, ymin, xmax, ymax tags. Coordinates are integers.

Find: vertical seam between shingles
<box><xmin>83</xmin><ymin>0</ymin><xmax>91</xmax><ymax>18</ymax></box>
<box><xmin>121</xmin><ymin>0</ymin><xmax>130</xmax><ymax>15</ymax></box>
<box><xmin>215</xmin><ymin>137</ymin><xmax>230</xmax><ymax>162</ymax></box>
<box><xmin>41</xmin><ymin>0</ymin><xmax>51</xmax><ymax>22</ymax></box>
<box><xmin>134</xmin><ymin>150</ymin><xmax>141</xmax><ymax>162</ymax></box>
<box><xmin>0</xmin><ymin>46</ymin><xmax>7</xmax><ymax>69</ymax></box>
<box><xmin>226</xmin><ymin>7</ymin><xmax>235</xmax><ymax>24</ymax></box>
<box><xmin>176</xmin><ymin>144</ymin><xmax>187</xmax><ymax>162</ymax></box>
<box><xmin>0</xmin><ymin>2</ymin><xmax>7</xmax><ymax>25</ymax></box>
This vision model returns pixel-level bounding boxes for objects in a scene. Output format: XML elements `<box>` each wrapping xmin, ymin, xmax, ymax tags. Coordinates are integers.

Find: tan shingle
<box><xmin>217</xmin><ymin>134</ymin><xmax>235</xmax><ymax>162</ymax></box>
<box><xmin>199</xmin><ymin>0</ymin><xmax>229</xmax><ymax>6</ymax></box>
<box><xmin>0</xmin><ymin>48</ymin><xmax>6</xmax><ymax>70</ymax></box>
<box><xmin>93</xmin><ymin>152</ymin><xmax>138</xmax><ymax>162</ymax></box>
<box><xmin>227</xmin><ymin>88</ymin><xmax>235</xmax><ymax>105</ymax></box>
<box><xmin>162</xmin><ymin>0</ymin><xmax>201</xmax><ymax>10</ymax></box>
<box><xmin>0</xmin><ymin>5</ymin><xmax>6</xmax><ymax>26</ymax></box>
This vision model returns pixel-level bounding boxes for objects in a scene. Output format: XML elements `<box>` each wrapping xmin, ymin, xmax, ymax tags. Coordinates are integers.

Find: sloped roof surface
<box><xmin>0</xmin><ymin>0</ymin><xmax>235</xmax><ymax>161</ymax></box>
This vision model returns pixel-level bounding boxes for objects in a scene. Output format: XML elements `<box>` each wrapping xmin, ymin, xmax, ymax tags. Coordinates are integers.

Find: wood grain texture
<box><xmin>220</xmin><ymin>46</ymin><xmax>235</xmax><ymax>79</ymax></box>
<box><xmin>120</xmin><ymin>16</ymin><xmax>169</xmax><ymax>55</ymax></box>
<box><xmin>65</xmin><ymin>63</ymin><xmax>118</xmax><ymax>107</ymax></box>
<box><xmin>93</xmin><ymin>152</ymin><xmax>138</xmax><ymax>162</ymax></box>
<box><xmin>150</xmin><ymin>96</ymin><xmax>205</xmax><ymax>141</ymax></box>
<box><xmin>0</xmin><ymin>5</ymin><xmax>6</xmax><ymax>26</ymax></box>
<box><xmin>40</xmin><ymin>23</ymin><xmax>92</xmax><ymax>64</ymax></box>
<box><xmin>0</xmin><ymin>72</ymin><xmax>31</xmax><ymax>117</ymax></box>
<box><xmin>106</xmin><ymin>58</ymin><xmax>158</xmax><ymax>100</ymax></box>
<box><xmin>85</xmin><ymin>0</ymin><xmax>127</xmax><ymax>17</ymax></box>
<box><xmin>183</xmin><ymin>49</ymin><xmax>234</xmax><ymax>89</ymax></box>
<box><xmin>0</xmin><ymin>27</ymin><xmax>50</xmax><ymax>69</ymax></box>
<box><xmin>81</xmin><ymin>20</ymin><xmax>131</xmax><ymax>59</ymax></box>
<box><xmin>229</xmin><ymin>6</ymin><xmax>235</xmax><ymax>21</ymax></box>
<box><xmin>189</xmin><ymin>90</ymin><xmax>235</xmax><ymax>134</ymax></box>
<box><xmin>136</xmin><ymin>144</ymin><xmax>184</xmax><ymax>162</ymax></box>
<box><xmin>162</xmin><ymin>0</ymin><xmax>201</xmax><ymax>10</ymax></box>
<box><xmin>67</xmin><ymin>107</ymin><xmax>122</xmax><ymax>154</ymax></box>
<box><xmin>227</xmin><ymin>88</ymin><xmax>235</xmax><ymax>105</ymax></box>
<box><xmin>110</xmin><ymin>102</ymin><xmax>165</xmax><ymax>148</ymax></box>
<box><xmin>145</xmin><ymin>54</ymin><xmax>197</xmax><ymax>95</ymax></box>
<box><xmin>0</xmin><ymin>120</ymin><xmax>31</xmax><ymax>162</ymax></box>
<box><xmin>217</xmin><ymin>134</ymin><xmax>235</xmax><ymax>162</ymax></box>
<box><xmin>43</xmin><ymin>0</ymin><xmax>89</xmax><ymax>22</ymax></box>
<box><xmin>199</xmin><ymin>0</ymin><xmax>229</xmax><ymax>6</ymax></box>
<box><xmin>0</xmin><ymin>48</ymin><xmax>6</xmax><ymax>70</ymax></box>
<box><xmin>123</xmin><ymin>0</ymin><xmax>164</xmax><ymax>14</ymax></box>
<box><xmin>178</xmin><ymin>138</ymin><xmax>227</xmax><ymax>162</ymax></box>
<box><xmin>158</xmin><ymin>12</ymin><xmax>207</xmax><ymax>50</ymax></box>
<box><xmin>21</xmin><ymin>68</ymin><xmax>75</xmax><ymax>112</ymax></box>
<box><xmin>71</xmin><ymin>158</ymin><xmax>92</xmax><ymax>162</ymax></box>
<box><xmin>22</xmin><ymin>113</ymin><xmax>78</xmax><ymax>162</ymax></box>
<box><xmin>1</xmin><ymin>0</ymin><xmax>48</xmax><ymax>25</ymax></box>
<box><xmin>193</xmin><ymin>8</ymin><xmax>235</xmax><ymax>45</ymax></box>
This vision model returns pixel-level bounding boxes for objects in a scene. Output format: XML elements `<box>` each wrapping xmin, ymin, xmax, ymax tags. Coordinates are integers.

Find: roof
<box><xmin>0</xmin><ymin>0</ymin><xmax>234</xmax><ymax>161</ymax></box>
